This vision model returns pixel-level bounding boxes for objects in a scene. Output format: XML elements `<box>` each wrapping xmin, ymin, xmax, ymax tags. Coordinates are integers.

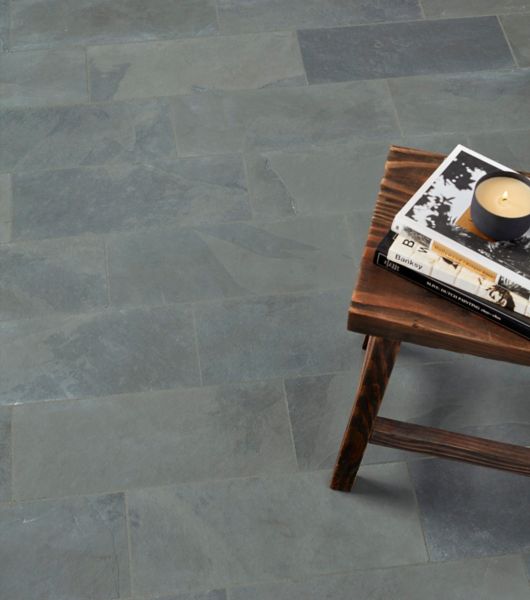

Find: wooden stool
<box><xmin>331</xmin><ymin>146</ymin><xmax>530</xmax><ymax>492</ymax></box>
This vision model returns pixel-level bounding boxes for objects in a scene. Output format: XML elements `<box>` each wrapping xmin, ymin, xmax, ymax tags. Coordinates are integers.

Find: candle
<box><xmin>471</xmin><ymin>171</ymin><xmax>530</xmax><ymax>240</ymax></box>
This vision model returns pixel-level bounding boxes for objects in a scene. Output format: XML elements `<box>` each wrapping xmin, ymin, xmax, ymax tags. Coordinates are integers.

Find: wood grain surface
<box><xmin>349</xmin><ymin>145</ymin><xmax>530</xmax><ymax>366</ymax></box>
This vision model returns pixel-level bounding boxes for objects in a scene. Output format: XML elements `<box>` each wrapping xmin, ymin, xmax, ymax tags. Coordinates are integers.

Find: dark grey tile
<box><xmin>230</xmin><ymin>554</ymin><xmax>530</xmax><ymax>600</ymax></box>
<box><xmin>0</xmin><ymin>98</ymin><xmax>176</xmax><ymax>173</ymax></box>
<box><xmin>128</xmin><ymin>466</ymin><xmax>427</xmax><ymax>596</ymax></box>
<box><xmin>421</xmin><ymin>0</ymin><xmax>530</xmax><ymax>18</ymax></box>
<box><xmin>0</xmin><ymin>0</ymin><xmax>8</xmax><ymax>51</ymax></box>
<box><xmin>0</xmin><ymin>305</ymin><xmax>200</xmax><ymax>405</ymax></box>
<box><xmin>172</xmin><ymin>81</ymin><xmax>400</xmax><ymax>156</ymax></box>
<box><xmin>470</xmin><ymin>128</ymin><xmax>530</xmax><ymax>170</ymax></box>
<box><xmin>10</xmin><ymin>0</ymin><xmax>217</xmax><ymax>50</ymax></box>
<box><xmin>388</xmin><ymin>70</ymin><xmax>530</xmax><ymax>134</ymax></box>
<box><xmin>409</xmin><ymin>459</ymin><xmax>530</xmax><ymax>561</ymax></box>
<box><xmin>88</xmin><ymin>33</ymin><xmax>305</xmax><ymax>102</ymax></box>
<box><xmin>150</xmin><ymin>592</ymin><xmax>226</xmax><ymax>600</ymax></box>
<box><xmin>12</xmin><ymin>157</ymin><xmax>250</xmax><ymax>241</ymax></box>
<box><xmin>500</xmin><ymin>15</ymin><xmax>530</xmax><ymax>68</ymax></box>
<box><xmin>217</xmin><ymin>0</ymin><xmax>422</xmax><ymax>34</ymax></box>
<box><xmin>0</xmin><ymin>493</ymin><xmax>130</xmax><ymax>599</ymax></box>
<box><xmin>0</xmin><ymin>407</ymin><xmax>11</xmax><ymax>502</ymax></box>
<box><xmin>299</xmin><ymin>18</ymin><xmax>513</xmax><ymax>84</ymax></box>
<box><xmin>0</xmin><ymin>48</ymin><xmax>88</xmax><ymax>108</ymax></box>
<box><xmin>13</xmin><ymin>380</ymin><xmax>296</xmax><ymax>500</ymax></box>
<box><xmin>401</xmin><ymin>133</ymin><xmax>467</xmax><ymax>155</ymax></box>
<box><xmin>0</xmin><ymin>237</ymin><xmax>107</xmax><ymax>320</ymax></box>
<box><xmin>194</xmin><ymin>289</ymin><xmax>357</xmax><ymax>385</ymax></box>
<box><xmin>107</xmin><ymin>216</ymin><xmax>355</xmax><ymax>307</ymax></box>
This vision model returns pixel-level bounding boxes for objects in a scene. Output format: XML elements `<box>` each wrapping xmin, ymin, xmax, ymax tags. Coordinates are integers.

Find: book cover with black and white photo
<box><xmin>392</xmin><ymin>145</ymin><xmax>530</xmax><ymax>293</ymax></box>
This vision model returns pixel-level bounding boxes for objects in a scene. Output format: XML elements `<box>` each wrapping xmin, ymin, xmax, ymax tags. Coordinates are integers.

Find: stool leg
<box><xmin>330</xmin><ymin>336</ymin><xmax>400</xmax><ymax>492</ymax></box>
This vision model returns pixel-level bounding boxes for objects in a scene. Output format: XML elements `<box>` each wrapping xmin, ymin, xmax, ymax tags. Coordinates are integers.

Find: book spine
<box><xmin>374</xmin><ymin>249</ymin><xmax>530</xmax><ymax>342</ymax></box>
<box><xmin>399</xmin><ymin>224</ymin><xmax>530</xmax><ymax>300</ymax></box>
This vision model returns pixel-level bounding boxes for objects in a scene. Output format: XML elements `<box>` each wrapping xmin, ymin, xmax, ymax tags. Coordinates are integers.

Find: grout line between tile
<box><xmin>497</xmin><ymin>15</ymin><xmax>520</xmax><ymax>69</ymax></box>
<box><xmin>417</xmin><ymin>0</ymin><xmax>426</xmax><ymax>20</ymax></box>
<box><xmin>103</xmin><ymin>238</ymin><xmax>112</xmax><ymax>308</ymax></box>
<box><xmin>405</xmin><ymin>461</ymin><xmax>432</xmax><ymax>562</ymax></box>
<box><xmin>384</xmin><ymin>79</ymin><xmax>404</xmax><ymax>137</ymax></box>
<box><xmin>281</xmin><ymin>379</ymin><xmax>300</xmax><ymax>470</ymax></box>
<box><xmin>124</xmin><ymin>492</ymin><xmax>135</xmax><ymax>599</ymax></box>
<box><xmin>9</xmin><ymin>405</ymin><xmax>14</xmax><ymax>503</ymax></box>
<box><xmin>190</xmin><ymin>304</ymin><xmax>204</xmax><ymax>387</ymax></box>
<box><xmin>84</xmin><ymin>46</ymin><xmax>91</xmax><ymax>100</ymax></box>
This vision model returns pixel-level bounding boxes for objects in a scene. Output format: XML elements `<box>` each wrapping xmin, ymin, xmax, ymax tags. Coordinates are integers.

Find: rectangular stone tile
<box><xmin>88</xmin><ymin>32</ymin><xmax>305</xmax><ymax>102</ymax></box>
<box><xmin>0</xmin><ymin>237</ymin><xmax>107</xmax><ymax>320</ymax></box>
<box><xmin>0</xmin><ymin>98</ymin><xmax>176</xmax><ymax>174</ymax></box>
<box><xmin>0</xmin><ymin>173</ymin><xmax>12</xmax><ymax>243</ymax></box>
<box><xmin>128</xmin><ymin>465</ymin><xmax>427</xmax><ymax>596</ymax></box>
<box><xmin>285</xmin><ymin>352</ymin><xmax>530</xmax><ymax>471</ymax></box>
<box><xmin>245</xmin><ymin>134</ymin><xmax>463</xmax><ymax>219</ymax></box>
<box><xmin>172</xmin><ymin>81</ymin><xmax>400</xmax><ymax>156</ymax></box>
<box><xmin>299</xmin><ymin>18</ymin><xmax>513</xmax><ymax>84</ymax></box>
<box><xmin>194</xmin><ymin>289</ymin><xmax>357</xmax><ymax>385</ymax></box>
<box><xmin>10</xmin><ymin>0</ymin><xmax>217</xmax><ymax>50</ymax></box>
<box><xmin>0</xmin><ymin>304</ymin><xmax>200</xmax><ymax>405</ymax></box>
<box><xmin>13</xmin><ymin>380</ymin><xmax>296</xmax><ymax>500</ymax></box>
<box><xmin>107</xmin><ymin>216</ymin><xmax>355</xmax><ymax>307</ymax></box>
<box><xmin>388</xmin><ymin>70</ymin><xmax>530</xmax><ymax>134</ymax></box>
<box><xmin>230</xmin><ymin>554</ymin><xmax>530</xmax><ymax>600</ymax></box>
<box><xmin>409</xmin><ymin>459</ymin><xmax>530</xmax><ymax>561</ymax></box>
<box><xmin>217</xmin><ymin>0</ymin><xmax>421</xmax><ymax>34</ymax></box>
<box><xmin>421</xmin><ymin>0</ymin><xmax>530</xmax><ymax>18</ymax></box>
<box><xmin>11</xmin><ymin>157</ymin><xmax>250</xmax><ymax>241</ymax></box>
<box><xmin>0</xmin><ymin>407</ymin><xmax>11</xmax><ymax>502</ymax></box>
<box><xmin>0</xmin><ymin>48</ymin><xmax>88</xmax><ymax>108</ymax></box>
<box><xmin>0</xmin><ymin>493</ymin><xmax>130</xmax><ymax>599</ymax></box>
<box><xmin>501</xmin><ymin>15</ymin><xmax>530</xmax><ymax>67</ymax></box>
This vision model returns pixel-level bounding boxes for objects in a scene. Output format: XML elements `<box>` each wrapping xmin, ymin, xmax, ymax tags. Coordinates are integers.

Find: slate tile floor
<box><xmin>0</xmin><ymin>1</ymin><xmax>529</xmax><ymax>598</ymax></box>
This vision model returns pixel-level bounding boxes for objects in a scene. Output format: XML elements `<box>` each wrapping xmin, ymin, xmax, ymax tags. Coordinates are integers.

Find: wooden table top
<box><xmin>349</xmin><ymin>145</ymin><xmax>530</xmax><ymax>366</ymax></box>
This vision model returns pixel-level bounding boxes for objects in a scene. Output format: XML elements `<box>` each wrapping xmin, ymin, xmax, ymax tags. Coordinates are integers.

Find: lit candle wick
<box><xmin>500</xmin><ymin>190</ymin><xmax>509</xmax><ymax>202</ymax></box>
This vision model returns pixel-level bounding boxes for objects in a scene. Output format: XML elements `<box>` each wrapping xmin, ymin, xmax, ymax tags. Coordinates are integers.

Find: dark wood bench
<box><xmin>331</xmin><ymin>146</ymin><xmax>530</xmax><ymax>492</ymax></box>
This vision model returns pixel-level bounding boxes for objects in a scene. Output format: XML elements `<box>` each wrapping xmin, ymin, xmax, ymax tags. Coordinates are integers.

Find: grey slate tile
<box><xmin>217</xmin><ymin>0</ymin><xmax>422</xmax><ymax>34</ymax></box>
<box><xmin>172</xmin><ymin>81</ymin><xmax>400</xmax><ymax>156</ymax></box>
<box><xmin>0</xmin><ymin>305</ymin><xmax>200</xmax><ymax>405</ymax></box>
<box><xmin>127</xmin><ymin>465</ymin><xmax>427</xmax><ymax>596</ymax></box>
<box><xmin>13</xmin><ymin>380</ymin><xmax>296</xmax><ymax>500</ymax></box>
<box><xmin>0</xmin><ymin>98</ymin><xmax>176</xmax><ymax>173</ymax></box>
<box><xmin>11</xmin><ymin>157</ymin><xmax>250</xmax><ymax>241</ymax></box>
<box><xmin>107</xmin><ymin>216</ymin><xmax>355</xmax><ymax>307</ymax></box>
<box><xmin>0</xmin><ymin>173</ymin><xmax>12</xmax><ymax>243</ymax></box>
<box><xmin>500</xmin><ymin>15</ymin><xmax>530</xmax><ymax>67</ymax></box>
<box><xmin>245</xmin><ymin>134</ymin><xmax>464</xmax><ymax>219</ymax></box>
<box><xmin>388</xmin><ymin>70</ymin><xmax>530</xmax><ymax>135</ymax></box>
<box><xmin>0</xmin><ymin>237</ymin><xmax>107</xmax><ymax>320</ymax></box>
<box><xmin>10</xmin><ymin>0</ymin><xmax>217</xmax><ymax>50</ymax></box>
<box><xmin>0</xmin><ymin>0</ymin><xmax>7</xmax><ymax>51</ymax></box>
<box><xmin>0</xmin><ymin>48</ymin><xmax>88</xmax><ymax>108</ymax></box>
<box><xmin>298</xmin><ymin>18</ymin><xmax>513</xmax><ymax>84</ymax></box>
<box><xmin>0</xmin><ymin>493</ymin><xmax>130</xmax><ymax>600</ymax></box>
<box><xmin>409</xmin><ymin>459</ymin><xmax>530</xmax><ymax>561</ymax></box>
<box><xmin>194</xmin><ymin>289</ymin><xmax>357</xmax><ymax>385</ymax></box>
<box><xmin>525</xmin><ymin>554</ymin><xmax>530</xmax><ymax>579</ymax></box>
<box><xmin>0</xmin><ymin>407</ymin><xmax>11</xmax><ymax>502</ymax></box>
<box><xmin>149</xmin><ymin>593</ymin><xmax>226</xmax><ymax>600</ymax></box>
<box><xmin>421</xmin><ymin>0</ymin><xmax>530</xmax><ymax>18</ymax></box>
<box><xmin>88</xmin><ymin>32</ymin><xmax>305</xmax><ymax>102</ymax></box>
<box><xmin>230</xmin><ymin>554</ymin><xmax>530</xmax><ymax>600</ymax></box>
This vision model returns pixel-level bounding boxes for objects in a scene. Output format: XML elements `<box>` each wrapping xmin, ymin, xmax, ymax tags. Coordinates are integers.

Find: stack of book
<box><xmin>375</xmin><ymin>145</ymin><xmax>530</xmax><ymax>341</ymax></box>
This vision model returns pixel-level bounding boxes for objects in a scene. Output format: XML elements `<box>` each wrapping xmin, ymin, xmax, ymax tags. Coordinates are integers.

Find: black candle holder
<box><xmin>471</xmin><ymin>170</ymin><xmax>530</xmax><ymax>241</ymax></box>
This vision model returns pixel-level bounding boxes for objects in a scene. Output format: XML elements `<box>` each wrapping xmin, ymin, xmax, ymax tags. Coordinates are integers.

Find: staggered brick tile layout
<box><xmin>1</xmin><ymin>2</ymin><xmax>529</xmax><ymax>598</ymax></box>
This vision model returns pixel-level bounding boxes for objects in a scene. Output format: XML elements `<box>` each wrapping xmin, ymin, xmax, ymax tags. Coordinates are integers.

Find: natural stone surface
<box><xmin>128</xmin><ymin>465</ymin><xmax>427</xmax><ymax>596</ymax></box>
<box><xmin>230</xmin><ymin>555</ymin><xmax>530</xmax><ymax>600</ymax></box>
<box><xmin>0</xmin><ymin>305</ymin><xmax>200</xmax><ymax>405</ymax></box>
<box><xmin>0</xmin><ymin>173</ymin><xmax>12</xmax><ymax>243</ymax></box>
<box><xmin>0</xmin><ymin>237</ymin><xmax>107</xmax><ymax>320</ymax></box>
<box><xmin>299</xmin><ymin>18</ymin><xmax>513</xmax><ymax>84</ymax></box>
<box><xmin>0</xmin><ymin>98</ymin><xmax>176</xmax><ymax>173</ymax></box>
<box><xmin>0</xmin><ymin>407</ymin><xmax>11</xmax><ymax>502</ymax></box>
<box><xmin>88</xmin><ymin>32</ymin><xmax>305</xmax><ymax>102</ymax></box>
<box><xmin>0</xmin><ymin>48</ymin><xmax>88</xmax><ymax>108</ymax></box>
<box><xmin>217</xmin><ymin>0</ymin><xmax>422</xmax><ymax>33</ymax></box>
<box><xmin>421</xmin><ymin>0</ymin><xmax>530</xmax><ymax>17</ymax></box>
<box><xmin>107</xmin><ymin>216</ymin><xmax>355</xmax><ymax>306</ymax></box>
<box><xmin>172</xmin><ymin>81</ymin><xmax>400</xmax><ymax>156</ymax></box>
<box><xmin>500</xmin><ymin>15</ymin><xmax>530</xmax><ymax>68</ymax></box>
<box><xmin>10</xmin><ymin>0</ymin><xmax>218</xmax><ymax>50</ymax></box>
<box><xmin>13</xmin><ymin>380</ymin><xmax>296</xmax><ymax>500</ymax></box>
<box><xmin>0</xmin><ymin>493</ymin><xmax>130</xmax><ymax>599</ymax></box>
<box><xmin>194</xmin><ymin>289</ymin><xmax>357</xmax><ymax>384</ymax></box>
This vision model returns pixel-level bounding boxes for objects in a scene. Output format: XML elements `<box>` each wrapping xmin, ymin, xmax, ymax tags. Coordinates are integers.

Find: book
<box><xmin>375</xmin><ymin>230</ymin><xmax>530</xmax><ymax>342</ymax></box>
<box><xmin>391</xmin><ymin>145</ymin><xmax>530</xmax><ymax>296</ymax></box>
<box><xmin>387</xmin><ymin>232</ymin><xmax>530</xmax><ymax>316</ymax></box>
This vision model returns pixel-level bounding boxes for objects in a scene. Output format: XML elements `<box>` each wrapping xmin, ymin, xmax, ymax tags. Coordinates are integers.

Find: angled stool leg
<box><xmin>330</xmin><ymin>336</ymin><xmax>400</xmax><ymax>492</ymax></box>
